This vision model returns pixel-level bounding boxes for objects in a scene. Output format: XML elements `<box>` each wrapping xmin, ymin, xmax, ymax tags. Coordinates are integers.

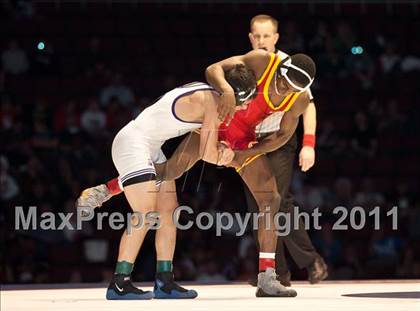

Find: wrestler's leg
<box><xmin>238</xmin><ymin>156</ymin><xmax>280</xmax><ymax>254</ymax></box>
<box><xmin>238</xmin><ymin>156</ymin><xmax>297</xmax><ymax>297</ymax></box>
<box><xmin>106</xmin><ymin>180</ymin><xmax>157</xmax><ymax>300</ymax></box>
<box><xmin>155</xmin><ymin>131</ymin><xmax>201</xmax><ymax>181</ymax></box>
<box><xmin>117</xmin><ymin>181</ymin><xmax>157</xmax><ymax>263</ymax></box>
<box><xmin>153</xmin><ymin>179</ymin><xmax>197</xmax><ymax>298</ymax></box>
<box><xmin>76</xmin><ymin>132</ymin><xmax>201</xmax><ymax>210</ymax></box>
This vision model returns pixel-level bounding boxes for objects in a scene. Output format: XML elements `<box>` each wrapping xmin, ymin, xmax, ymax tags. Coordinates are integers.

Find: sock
<box><xmin>107</xmin><ymin>178</ymin><xmax>123</xmax><ymax>195</ymax></box>
<box><xmin>115</xmin><ymin>261</ymin><xmax>134</xmax><ymax>275</ymax></box>
<box><xmin>259</xmin><ymin>252</ymin><xmax>275</xmax><ymax>271</ymax></box>
<box><xmin>156</xmin><ymin>260</ymin><xmax>173</xmax><ymax>273</ymax></box>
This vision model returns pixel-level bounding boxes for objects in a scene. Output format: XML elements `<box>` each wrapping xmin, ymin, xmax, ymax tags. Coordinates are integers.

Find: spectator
<box><xmin>313</xmin><ymin>222</ymin><xmax>342</xmax><ymax>267</ymax></box>
<box><xmin>334</xmin><ymin>245</ymin><xmax>362</xmax><ymax>279</ymax></box>
<box><xmin>105</xmin><ymin>96</ymin><xmax>131</xmax><ymax>131</ymax></box>
<box><xmin>367</xmin><ymin>98</ymin><xmax>385</xmax><ymax>126</ymax></box>
<box><xmin>330</xmin><ymin>177</ymin><xmax>355</xmax><ymax>208</ymax></box>
<box><xmin>0</xmin><ymin>96</ymin><xmax>18</xmax><ymax>130</ymax></box>
<box><xmin>400</xmin><ymin>55</ymin><xmax>420</xmax><ymax>72</ymax></box>
<box><xmin>354</xmin><ymin>178</ymin><xmax>385</xmax><ymax>207</ymax></box>
<box><xmin>281</xmin><ymin>21</ymin><xmax>305</xmax><ymax>54</ymax></box>
<box><xmin>32</xmin><ymin>98</ymin><xmax>53</xmax><ymax>130</ymax></box>
<box><xmin>80</xmin><ymin>98</ymin><xmax>107</xmax><ymax>134</ymax></box>
<box><xmin>380</xmin><ymin>42</ymin><xmax>401</xmax><ymax>74</ymax></box>
<box><xmin>0</xmin><ymin>155</ymin><xmax>20</xmax><ymax>201</ymax></box>
<box><xmin>99</xmin><ymin>73</ymin><xmax>135</xmax><ymax>107</ymax></box>
<box><xmin>346</xmin><ymin>51</ymin><xmax>376</xmax><ymax>89</ymax></box>
<box><xmin>379</xmin><ymin>99</ymin><xmax>407</xmax><ymax>133</ymax></box>
<box><xmin>395</xmin><ymin>182</ymin><xmax>412</xmax><ymax>210</ymax></box>
<box><xmin>308</xmin><ymin>21</ymin><xmax>332</xmax><ymax>55</ymax></box>
<box><xmin>31</xmin><ymin>119</ymin><xmax>58</xmax><ymax>150</ymax></box>
<box><xmin>196</xmin><ymin>261</ymin><xmax>227</xmax><ymax>282</ymax></box>
<box><xmin>1</xmin><ymin>40</ymin><xmax>29</xmax><ymax>75</ymax></box>
<box><xmin>397</xmin><ymin>248</ymin><xmax>416</xmax><ymax>278</ymax></box>
<box><xmin>317</xmin><ymin>119</ymin><xmax>345</xmax><ymax>156</ymax></box>
<box><xmin>366</xmin><ymin>229</ymin><xmax>402</xmax><ymax>277</ymax></box>
<box><xmin>53</xmin><ymin>99</ymin><xmax>79</xmax><ymax>133</ymax></box>
<box><xmin>318</xmin><ymin>41</ymin><xmax>346</xmax><ymax>79</ymax></box>
<box><xmin>83</xmin><ymin>37</ymin><xmax>108</xmax><ymax>77</ymax></box>
<box><xmin>12</xmin><ymin>0</ymin><xmax>36</xmax><ymax>20</ymax></box>
<box><xmin>350</xmin><ymin>111</ymin><xmax>378</xmax><ymax>157</ymax></box>
<box><xmin>0</xmin><ymin>69</ymin><xmax>5</xmax><ymax>93</ymax></box>
<box><xmin>298</xmin><ymin>185</ymin><xmax>326</xmax><ymax>212</ymax></box>
<box><xmin>59</xmin><ymin>112</ymin><xmax>83</xmax><ymax>149</ymax></box>
<box><xmin>334</xmin><ymin>21</ymin><xmax>357</xmax><ymax>55</ymax></box>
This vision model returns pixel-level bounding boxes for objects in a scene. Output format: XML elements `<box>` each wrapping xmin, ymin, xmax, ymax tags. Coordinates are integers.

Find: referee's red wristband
<box><xmin>303</xmin><ymin>134</ymin><xmax>316</xmax><ymax>148</ymax></box>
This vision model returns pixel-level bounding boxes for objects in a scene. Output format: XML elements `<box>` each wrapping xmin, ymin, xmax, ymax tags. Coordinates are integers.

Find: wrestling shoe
<box><xmin>154</xmin><ymin>272</ymin><xmax>198</xmax><ymax>299</ymax></box>
<box><xmin>256</xmin><ymin>268</ymin><xmax>297</xmax><ymax>297</ymax></box>
<box><xmin>307</xmin><ymin>256</ymin><xmax>328</xmax><ymax>284</ymax></box>
<box><xmin>76</xmin><ymin>184</ymin><xmax>112</xmax><ymax>216</ymax></box>
<box><xmin>106</xmin><ymin>274</ymin><xmax>154</xmax><ymax>300</ymax></box>
<box><xmin>248</xmin><ymin>270</ymin><xmax>291</xmax><ymax>287</ymax></box>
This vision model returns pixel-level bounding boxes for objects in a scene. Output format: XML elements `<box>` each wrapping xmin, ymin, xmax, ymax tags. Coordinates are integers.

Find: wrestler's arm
<box><xmin>156</xmin><ymin>130</ymin><xmax>234</xmax><ymax>181</ymax></box>
<box><xmin>198</xmin><ymin>93</ymin><xmax>226</xmax><ymax>165</ymax></box>
<box><xmin>302</xmin><ymin>101</ymin><xmax>316</xmax><ymax>136</ymax></box>
<box><xmin>205</xmin><ymin>49</ymin><xmax>268</xmax><ymax>90</ymax></box>
<box><xmin>155</xmin><ymin>132</ymin><xmax>201</xmax><ymax>181</ymax></box>
<box><xmin>299</xmin><ymin>101</ymin><xmax>317</xmax><ymax>172</ymax></box>
<box><xmin>205</xmin><ymin>50</ymin><xmax>269</xmax><ymax>121</ymax></box>
<box><xmin>235</xmin><ymin>93</ymin><xmax>310</xmax><ymax>160</ymax></box>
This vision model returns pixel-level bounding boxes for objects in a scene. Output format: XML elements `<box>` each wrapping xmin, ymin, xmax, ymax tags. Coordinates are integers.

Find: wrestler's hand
<box><xmin>218</xmin><ymin>90</ymin><xmax>236</xmax><ymax>125</ymax></box>
<box><xmin>227</xmin><ymin>151</ymin><xmax>247</xmax><ymax>169</ymax></box>
<box><xmin>299</xmin><ymin>146</ymin><xmax>315</xmax><ymax>172</ymax></box>
<box><xmin>217</xmin><ymin>145</ymin><xmax>235</xmax><ymax>166</ymax></box>
<box><xmin>217</xmin><ymin>141</ymin><xmax>230</xmax><ymax>150</ymax></box>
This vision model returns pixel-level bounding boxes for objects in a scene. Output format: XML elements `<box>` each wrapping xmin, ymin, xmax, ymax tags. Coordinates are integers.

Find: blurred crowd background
<box><xmin>1</xmin><ymin>1</ymin><xmax>420</xmax><ymax>284</ymax></box>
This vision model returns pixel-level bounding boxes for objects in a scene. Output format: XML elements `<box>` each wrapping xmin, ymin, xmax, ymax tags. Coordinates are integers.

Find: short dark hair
<box><xmin>278</xmin><ymin>53</ymin><xmax>316</xmax><ymax>88</ymax></box>
<box><xmin>225</xmin><ymin>64</ymin><xmax>257</xmax><ymax>105</ymax></box>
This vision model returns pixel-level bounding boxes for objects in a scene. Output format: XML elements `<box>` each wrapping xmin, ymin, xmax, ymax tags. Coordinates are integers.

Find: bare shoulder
<box><xmin>189</xmin><ymin>89</ymin><xmax>205</xmax><ymax>103</ymax></box>
<box><xmin>243</xmin><ymin>50</ymin><xmax>272</xmax><ymax>80</ymax></box>
<box><xmin>299</xmin><ymin>91</ymin><xmax>311</xmax><ymax>104</ymax></box>
<box><xmin>244</xmin><ymin>49</ymin><xmax>270</xmax><ymax>65</ymax></box>
<box><xmin>193</xmin><ymin>90</ymin><xmax>219</xmax><ymax>113</ymax></box>
<box><xmin>205</xmin><ymin>91</ymin><xmax>220</xmax><ymax>111</ymax></box>
<box><xmin>291</xmin><ymin>92</ymin><xmax>311</xmax><ymax>117</ymax></box>
<box><xmin>245</xmin><ymin>49</ymin><xmax>271</xmax><ymax>59</ymax></box>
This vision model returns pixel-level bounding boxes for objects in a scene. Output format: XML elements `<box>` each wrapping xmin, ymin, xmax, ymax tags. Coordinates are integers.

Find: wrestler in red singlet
<box><xmin>219</xmin><ymin>53</ymin><xmax>300</xmax><ymax>151</ymax></box>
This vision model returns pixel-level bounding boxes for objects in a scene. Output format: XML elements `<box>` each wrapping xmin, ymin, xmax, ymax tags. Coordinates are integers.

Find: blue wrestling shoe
<box><xmin>153</xmin><ymin>272</ymin><xmax>198</xmax><ymax>299</ymax></box>
<box><xmin>106</xmin><ymin>274</ymin><xmax>154</xmax><ymax>300</ymax></box>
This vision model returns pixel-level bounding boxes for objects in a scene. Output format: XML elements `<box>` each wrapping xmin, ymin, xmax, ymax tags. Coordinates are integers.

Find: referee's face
<box><xmin>249</xmin><ymin>21</ymin><xmax>279</xmax><ymax>53</ymax></box>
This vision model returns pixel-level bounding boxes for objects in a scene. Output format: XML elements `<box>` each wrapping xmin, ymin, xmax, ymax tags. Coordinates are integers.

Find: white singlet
<box><xmin>111</xmin><ymin>82</ymin><xmax>215</xmax><ymax>186</ymax></box>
